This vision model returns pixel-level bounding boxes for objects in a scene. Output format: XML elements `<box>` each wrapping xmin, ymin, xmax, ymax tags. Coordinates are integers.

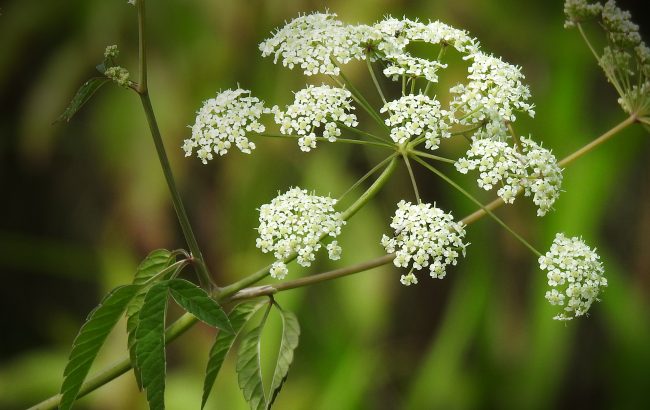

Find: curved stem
<box><xmin>228</xmin><ymin>254</ymin><xmax>396</xmax><ymax>301</ymax></box>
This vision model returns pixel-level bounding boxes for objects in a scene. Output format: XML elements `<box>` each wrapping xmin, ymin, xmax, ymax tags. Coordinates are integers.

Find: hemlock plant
<box><xmin>31</xmin><ymin>0</ymin><xmax>649</xmax><ymax>409</ymax></box>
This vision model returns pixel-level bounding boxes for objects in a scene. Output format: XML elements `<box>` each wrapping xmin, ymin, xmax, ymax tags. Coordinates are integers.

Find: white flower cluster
<box><xmin>381</xmin><ymin>201</ymin><xmax>468</xmax><ymax>284</ymax></box>
<box><xmin>450</xmin><ymin>52</ymin><xmax>535</xmax><ymax>127</ymax></box>
<box><xmin>383</xmin><ymin>55</ymin><xmax>446</xmax><ymax>83</ymax></box>
<box><xmin>456</xmin><ymin>137</ymin><xmax>563</xmax><ymax>216</ymax></box>
<box><xmin>104</xmin><ymin>45</ymin><xmax>119</xmax><ymax>59</ymax></box>
<box><xmin>564</xmin><ymin>1</ymin><xmax>649</xmax><ymax>118</ymax></box>
<box><xmin>183</xmin><ymin>89</ymin><xmax>271</xmax><ymax>163</ymax></box>
<box><xmin>105</xmin><ymin>66</ymin><xmax>130</xmax><ymax>88</ymax></box>
<box><xmin>539</xmin><ymin>233</ymin><xmax>607</xmax><ymax>321</ymax></box>
<box><xmin>602</xmin><ymin>0</ymin><xmax>641</xmax><ymax>47</ymax></box>
<box><xmin>563</xmin><ymin>0</ymin><xmax>603</xmax><ymax>28</ymax></box>
<box><xmin>274</xmin><ymin>85</ymin><xmax>357</xmax><ymax>152</ymax></box>
<box><xmin>259</xmin><ymin>12</ymin><xmax>362</xmax><ymax>76</ymax></box>
<box><xmin>256</xmin><ymin>187</ymin><xmax>345</xmax><ymax>279</ymax></box>
<box><xmin>381</xmin><ymin>95</ymin><xmax>452</xmax><ymax>149</ymax></box>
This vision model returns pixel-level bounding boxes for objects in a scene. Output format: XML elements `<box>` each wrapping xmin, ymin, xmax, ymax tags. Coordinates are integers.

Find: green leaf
<box><xmin>59</xmin><ymin>285</ymin><xmax>139</xmax><ymax>410</ymax></box>
<box><xmin>202</xmin><ymin>301</ymin><xmax>267</xmax><ymax>409</ymax></box>
<box><xmin>268</xmin><ymin>308</ymin><xmax>300</xmax><ymax>409</ymax></box>
<box><xmin>237</xmin><ymin>303</ymin><xmax>272</xmax><ymax>410</ymax></box>
<box><xmin>168</xmin><ymin>279</ymin><xmax>233</xmax><ymax>332</ymax></box>
<box><xmin>55</xmin><ymin>77</ymin><xmax>109</xmax><ymax>123</ymax></box>
<box><xmin>134</xmin><ymin>282</ymin><xmax>170</xmax><ymax>410</ymax></box>
<box><xmin>126</xmin><ymin>250</ymin><xmax>174</xmax><ymax>390</ymax></box>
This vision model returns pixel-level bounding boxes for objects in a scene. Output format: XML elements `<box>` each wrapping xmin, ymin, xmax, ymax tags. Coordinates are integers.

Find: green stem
<box><xmin>139</xmin><ymin>92</ymin><xmax>214</xmax><ymax>290</ymax></box>
<box><xmin>367</xmin><ymin>58</ymin><xmax>388</xmax><ymax>105</ymax></box>
<box><xmin>402</xmin><ymin>152</ymin><xmax>421</xmax><ymax>203</ymax></box>
<box><xmin>333</xmin><ymin>71</ymin><xmax>390</xmax><ymax>133</ymax></box>
<box><xmin>228</xmin><ymin>254</ymin><xmax>396</xmax><ymax>301</ymax></box>
<box><xmin>411</xmin><ymin>150</ymin><xmax>456</xmax><ymax>164</ymax></box>
<box><xmin>558</xmin><ymin>114</ymin><xmax>636</xmax><ymax>167</ymax></box>
<box><xmin>412</xmin><ymin>156</ymin><xmax>542</xmax><ymax>257</ymax></box>
<box><xmin>337</xmin><ymin>122</ymin><xmax>391</xmax><ymax>145</ymax></box>
<box><xmin>251</xmin><ymin>132</ymin><xmax>392</xmax><ymax>149</ymax></box>
<box><xmin>340</xmin><ymin>157</ymin><xmax>398</xmax><ymax>221</ymax></box>
<box><xmin>338</xmin><ymin>153</ymin><xmax>397</xmax><ymax>202</ymax></box>
<box><xmin>135</xmin><ymin>0</ymin><xmax>213</xmax><ymax>290</ymax></box>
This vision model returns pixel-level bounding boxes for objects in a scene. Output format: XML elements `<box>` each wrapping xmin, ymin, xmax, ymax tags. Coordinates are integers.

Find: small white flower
<box><xmin>382</xmin><ymin>200</ymin><xmax>468</xmax><ymax>283</ymax></box>
<box><xmin>270</xmin><ymin>261</ymin><xmax>289</xmax><ymax>280</ymax></box>
<box><xmin>456</xmin><ymin>136</ymin><xmax>563</xmax><ymax>216</ymax></box>
<box><xmin>539</xmin><ymin>233</ymin><xmax>607</xmax><ymax>320</ymax></box>
<box><xmin>257</xmin><ymin>187</ymin><xmax>346</xmax><ymax>278</ymax></box>
<box><xmin>381</xmin><ymin>95</ymin><xmax>452</xmax><ymax>150</ymax></box>
<box><xmin>274</xmin><ymin>85</ymin><xmax>357</xmax><ymax>152</ymax></box>
<box><xmin>327</xmin><ymin>241</ymin><xmax>342</xmax><ymax>260</ymax></box>
<box><xmin>383</xmin><ymin>55</ymin><xmax>447</xmax><ymax>83</ymax></box>
<box><xmin>183</xmin><ymin>89</ymin><xmax>272</xmax><ymax>163</ymax></box>
<box><xmin>400</xmin><ymin>272</ymin><xmax>419</xmax><ymax>286</ymax></box>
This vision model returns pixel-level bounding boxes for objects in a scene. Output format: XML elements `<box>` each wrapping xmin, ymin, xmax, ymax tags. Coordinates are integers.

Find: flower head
<box><xmin>256</xmin><ymin>187</ymin><xmax>345</xmax><ymax>279</ymax></box>
<box><xmin>104</xmin><ymin>66</ymin><xmax>130</xmax><ymax>88</ymax></box>
<box><xmin>274</xmin><ymin>85</ymin><xmax>357</xmax><ymax>152</ymax></box>
<box><xmin>259</xmin><ymin>12</ymin><xmax>362</xmax><ymax>76</ymax></box>
<box><xmin>539</xmin><ymin>233</ymin><xmax>607</xmax><ymax>320</ymax></box>
<box><xmin>450</xmin><ymin>52</ymin><xmax>535</xmax><ymax>126</ymax></box>
<box><xmin>183</xmin><ymin>89</ymin><xmax>271</xmax><ymax>163</ymax></box>
<box><xmin>381</xmin><ymin>94</ymin><xmax>452</xmax><ymax>150</ymax></box>
<box><xmin>456</xmin><ymin>136</ymin><xmax>563</xmax><ymax>216</ymax></box>
<box><xmin>381</xmin><ymin>201</ymin><xmax>468</xmax><ymax>283</ymax></box>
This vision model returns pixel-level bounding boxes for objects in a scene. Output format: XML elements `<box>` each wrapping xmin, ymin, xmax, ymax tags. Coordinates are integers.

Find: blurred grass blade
<box><xmin>55</xmin><ymin>77</ymin><xmax>109</xmax><ymax>123</ymax></box>
<box><xmin>126</xmin><ymin>250</ymin><xmax>174</xmax><ymax>390</ymax></box>
<box><xmin>237</xmin><ymin>303</ymin><xmax>272</xmax><ymax>410</ymax></box>
<box><xmin>135</xmin><ymin>282</ymin><xmax>170</xmax><ymax>410</ymax></box>
<box><xmin>202</xmin><ymin>301</ymin><xmax>267</xmax><ymax>409</ymax></box>
<box><xmin>59</xmin><ymin>285</ymin><xmax>139</xmax><ymax>410</ymax></box>
<box><xmin>268</xmin><ymin>307</ymin><xmax>300</xmax><ymax>409</ymax></box>
<box><xmin>168</xmin><ymin>279</ymin><xmax>233</xmax><ymax>332</ymax></box>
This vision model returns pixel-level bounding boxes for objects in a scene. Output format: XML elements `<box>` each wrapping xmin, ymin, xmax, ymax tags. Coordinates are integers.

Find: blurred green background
<box><xmin>1</xmin><ymin>0</ymin><xmax>649</xmax><ymax>409</ymax></box>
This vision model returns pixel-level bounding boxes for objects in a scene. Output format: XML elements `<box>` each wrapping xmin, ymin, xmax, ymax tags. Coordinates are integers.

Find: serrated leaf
<box><xmin>267</xmin><ymin>309</ymin><xmax>300</xmax><ymax>409</ymax></box>
<box><xmin>237</xmin><ymin>304</ymin><xmax>272</xmax><ymax>410</ymax></box>
<box><xmin>168</xmin><ymin>279</ymin><xmax>233</xmax><ymax>333</ymax></box>
<box><xmin>134</xmin><ymin>282</ymin><xmax>170</xmax><ymax>410</ymax></box>
<box><xmin>126</xmin><ymin>250</ymin><xmax>174</xmax><ymax>390</ymax></box>
<box><xmin>59</xmin><ymin>285</ymin><xmax>139</xmax><ymax>410</ymax></box>
<box><xmin>55</xmin><ymin>77</ymin><xmax>109</xmax><ymax>123</ymax></box>
<box><xmin>202</xmin><ymin>301</ymin><xmax>267</xmax><ymax>409</ymax></box>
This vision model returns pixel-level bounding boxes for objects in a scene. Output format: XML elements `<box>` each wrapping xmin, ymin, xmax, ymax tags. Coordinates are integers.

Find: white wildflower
<box><xmin>327</xmin><ymin>241</ymin><xmax>342</xmax><ymax>260</ymax></box>
<box><xmin>259</xmin><ymin>12</ymin><xmax>362</xmax><ymax>76</ymax></box>
<box><xmin>539</xmin><ymin>233</ymin><xmax>607</xmax><ymax>320</ymax></box>
<box><xmin>183</xmin><ymin>89</ymin><xmax>271</xmax><ymax>163</ymax></box>
<box><xmin>104</xmin><ymin>66</ymin><xmax>130</xmax><ymax>88</ymax></box>
<box><xmin>450</xmin><ymin>52</ymin><xmax>535</xmax><ymax>126</ymax></box>
<box><xmin>563</xmin><ymin>0</ymin><xmax>603</xmax><ymax>28</ymax></box>
<box><xmin>602</xmin><ymin>0</ymin><xmax>642</xmax><ymax>47</ymax></box>
<box><xmin>381</xmin><ymin>200</ymin><xmax>468</xmax><ymax>282</ymax></box>
<box><xmin>104</xmin><ymin>45</ymin><xmax>119</xmax><ymax>59</ymax></box>
<box><xmin>404</xmin><ymin>20</ymin><xmax>480</xmax><ymax>55</ymax></box>
<box><xmin>274</xmin><ymin>85</ymin><xmax>357</xmax><ymax>152</ymax></box>
<box><xmin>381</xmin><ymin>94</ymin><xmax>452</xmax><ymax>150</ymax></box>
<box><xmin>256</xmin><ymin>188</ymin><xmax>345</xmax><ymax>277</ymax></box>
<box><xmin>456</xmin><ymin>136</ymin><xmax>563</xmax><ymax>216</ymax></box>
